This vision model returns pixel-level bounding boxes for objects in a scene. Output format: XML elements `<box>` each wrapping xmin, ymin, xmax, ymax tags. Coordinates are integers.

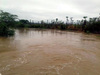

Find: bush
<box><xmin>0</xmin><ymin>22</ymin><xmax>15</xmax><ymax>36</ymax></box>
<box><xmin>0</xmin><ymin>22</ymin><xmax>9</xmax><ymax>36</ymax></box>
<box><xmin>8</xmin><ymin>29</ymin><xmax>15</xmax><ymax>36</ymax></box>
<box><xmin>85</xmin><ymin>21</ymin><xmax>100</xmax><ymax>33</ymax></box>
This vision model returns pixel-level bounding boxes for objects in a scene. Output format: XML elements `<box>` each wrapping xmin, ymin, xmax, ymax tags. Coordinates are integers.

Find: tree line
<box><xmin>0</xmin><ymin>10</ymin><xmax>100</xmax><ymax>36</ymax></box>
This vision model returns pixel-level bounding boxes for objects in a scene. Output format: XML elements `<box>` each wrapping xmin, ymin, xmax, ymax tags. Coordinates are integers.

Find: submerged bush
<box><xmin>0</xmin><ymin>22</ymin><xmax>15</xmax><ymax>36</ymax></box>
<box><xmin>0</xmin><ymin>22</ymin><xmax>8</xmax><ymax>36</ymax></box>
<box><xmin>8</xmin><ymin>29</ymin><xmax>15</xmax><ymax>36</ymax></box>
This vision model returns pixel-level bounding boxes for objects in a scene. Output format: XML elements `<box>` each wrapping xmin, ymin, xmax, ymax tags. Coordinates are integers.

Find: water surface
<box><xmin>0</xmin><ymin>28</ymin><xmax>100</xmax><ymax>75</ymax></box>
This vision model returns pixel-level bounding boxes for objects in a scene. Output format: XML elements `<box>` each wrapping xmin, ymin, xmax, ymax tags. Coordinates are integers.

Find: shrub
<box><xmin>8</xmin><ymin>29</ymin><xmax>15</xmax><ymax>36</ymax></box>
<box><xmin>0</xmin><ymin>22</ymin><xmax>9</xmax><ymax>36</ymax></box>
<box><xmin>0</xmin><ymin>22</ymin><xmax>15</xmax><ymax>36</ymax></box>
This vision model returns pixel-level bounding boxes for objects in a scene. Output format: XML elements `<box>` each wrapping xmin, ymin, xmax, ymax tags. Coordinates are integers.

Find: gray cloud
<box><xmin>0</xmin><ymin>0</ymin><xmax>100</xmax><ymax>22</ymax></box>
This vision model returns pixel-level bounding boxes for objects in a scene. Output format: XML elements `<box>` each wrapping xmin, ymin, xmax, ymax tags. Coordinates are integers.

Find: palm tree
<box><xmin>82</xmin><ymin>16</ymin><xmax>87</xmax><ymax>31</ymax></box>
<box><xmin>66</xmin><ymin>16</ymin><xmax>68</xmax><ymax>22</ymax></box>
<box><xmin>83</xmin><ymin>16</ymin><xmax>87</xmax><ymax>20</ymax></box>
<box><xmin>70</xmin><ymin>17</ymin><xmax>73</xmax><ymax>24</ymax></box>
<box><xmin>56</xmin><ymin>18</ymin><xmax>58</xmax><ymax>24</ymax></box>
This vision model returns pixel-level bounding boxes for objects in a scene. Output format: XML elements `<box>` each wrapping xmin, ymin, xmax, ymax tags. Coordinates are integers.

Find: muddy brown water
<box><xmin>0</xmin><ymin>28</ymin><xmax>100</xmax><ymax>75</ymax></box>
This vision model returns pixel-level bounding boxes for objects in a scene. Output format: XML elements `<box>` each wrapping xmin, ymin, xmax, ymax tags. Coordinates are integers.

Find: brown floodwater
<box><xmin>0</xmin><ymin>28</ymin><xmax>100</xmax><ymax>75</ymax></box>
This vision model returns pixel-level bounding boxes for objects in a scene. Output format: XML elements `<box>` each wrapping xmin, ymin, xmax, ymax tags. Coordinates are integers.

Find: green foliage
<box><xmin>85</xmin><ymin>19</ymin><xmax>100</xmax><ymax>33</ymax></box>
<box><xmin>0</xmin><ymin>22</ymin><xmax>15</xmax><ymax>36</ymax></box>
<box><xmin>0</xmin><ymin>10</ymin><xmax>100</xmax><ymax>34</ymax></box>
<box><xmin>0</xmin><ymin>22</ymin><xmax>8</xmax><ymax>36</ymax></box>
<box><xmin>59</xmin><ymin>24</ymin><xmax>67</xmax><ymax>30</ymax></box>
<box><xmin>86</xmin><ymin>31</ymin><xmax>90</xmax><ymax>34</ymax></box>
<box><xmin>83</xmin><ymin>16</ymin><xmax>87</xmax><ymax>20</ymax></box>
<box><xmin>0</xmin><ymin>10</ymin><xmax>17</xmax><ymax>36</ymax></box>
<box><xmin>15</xmin><ymin>19</ymin><xmax>30</xmax><ymax>28</ymax></box>
<box><xmin>8</xmin><ymin>29</ymin><xmax>15</xmax><ymax>36</ymax></box>
<box><xmin>0</xmin><ymin>10</ymin><xmax>18</xmax><ymax>27</ymax></box>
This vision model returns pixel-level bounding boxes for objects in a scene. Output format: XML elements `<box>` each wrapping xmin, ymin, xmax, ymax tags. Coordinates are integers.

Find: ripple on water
<box><xmin>0</xmin><ymin>51</ymin><xmax>32</xmax><ymax>73</ymax></box>
<box><xmin>0</xmin><ymin>29</ymin><xmax>100</xmax><ymax>75</ymax></box>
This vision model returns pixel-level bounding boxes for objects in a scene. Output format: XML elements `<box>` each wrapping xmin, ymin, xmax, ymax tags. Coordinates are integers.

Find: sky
<box><xmin>0</xmin><ymin>0</ymin><xmax>100</xmax><ymax>22</ymax></box>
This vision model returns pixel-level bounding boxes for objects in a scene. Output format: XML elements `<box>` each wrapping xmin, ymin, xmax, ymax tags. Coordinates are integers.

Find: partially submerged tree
<box><xmin>0</xmin><ymin>10</ymin><xmax>18</xmax><ymax>27</ymax></box>
<box><xmin>0</xmin><ymin>10</ymin><xmax>18</xmax><ymax>36</ymax></box>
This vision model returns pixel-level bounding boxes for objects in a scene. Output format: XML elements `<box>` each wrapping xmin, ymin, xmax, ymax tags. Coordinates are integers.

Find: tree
<box><xmin>82</xmin><ymin>16</ymin><xmax>87</xmax><ymax>31</ymax></box>
<box><xmin>66</xmin><ymin>16</ymin><xmax>69</xmax><ymax>24</ymax></box>
<box><xmin>0</xmin><ymin>10</ymin><xmax>18</xmax><ymax>27</ymax></box>
<box><xmin>19</xmin><ymin>19</ymin><xmax>29</xmax><ymax>24</ymax></box>
<box><xmin>56</xmin><ymin>18</ymin><xmax>58</xmax><ymax>24</ymax></box>
<box><xmin>83</xmin><ymin>16</ymin><xmax>87</xmax><ymax>20</ymax></box>
<box><xmin>70</xmin><ymin>17</ymin><xmax>73</xmax><ymax>24</ymax></box>
<box><xmin>0</xmin><ymin>22</ymin><xmax>8</xmax><ymax>36</ymax></box>
<box><xmin>0</xmin><ymin>10</ymin><xmax>17</xmax><ymax>36</ymax></box>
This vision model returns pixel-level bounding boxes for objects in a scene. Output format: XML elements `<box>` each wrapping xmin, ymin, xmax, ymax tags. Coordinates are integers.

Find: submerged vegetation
<box><xmin>0</xmin><ymin>10</ymin><xmax>17</xmax><ymax>36</ymax></box>
<box><xmin>0</xmin><ymin>10</ymin><xmax>100</xmax><ymax>36</ymax></box>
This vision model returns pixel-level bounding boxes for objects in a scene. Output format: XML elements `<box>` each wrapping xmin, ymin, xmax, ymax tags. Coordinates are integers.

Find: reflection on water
<box><xmin>0</xmin><ymin>28</ymin><xmax>100</xmax><ymax>75</ymax></box>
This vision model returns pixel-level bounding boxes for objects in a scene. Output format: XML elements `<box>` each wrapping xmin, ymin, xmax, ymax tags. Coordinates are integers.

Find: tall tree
<box><xmin>66</xmin><ymin>16</ymin><xmax>68</xmax><ymax>24</ymax></box>
<box><xmin>0</xmin><ymin>10</ymin><xmax>18</xmax><ymax>36</ymax></box>
<box><xmin>56</xmin><ymin>18</ymin><xmax>58</xmax><ymax>24</ymax></box>
<box><xmin>83</xmin><ymin>16</ymin><xmax>87</xmax><ymax>20</ymax></box>
<box><xmin>0</xmin><ymin>10</ymin><xmax>18</xmax><ymax>27</ymax></box>
<box><xmin>70</xmin><ymin>17</ymin><xmax>73</xmax><ymax>24</ymax></box>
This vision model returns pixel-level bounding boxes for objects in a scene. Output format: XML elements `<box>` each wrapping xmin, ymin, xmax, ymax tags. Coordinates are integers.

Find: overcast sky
<box><xmin>0</xmin><ymin>0</ymin><xmax>100</xmax><ymax>22</ymax></box>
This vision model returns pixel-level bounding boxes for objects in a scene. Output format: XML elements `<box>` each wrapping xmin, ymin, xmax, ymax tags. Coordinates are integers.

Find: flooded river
<box><xmin>0</xmin><ymin>28</ymin><xmax>100</xmax><ymax>75</ymax></box>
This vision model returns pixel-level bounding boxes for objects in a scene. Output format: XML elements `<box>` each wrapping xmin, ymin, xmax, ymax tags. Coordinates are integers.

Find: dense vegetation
<box><xmin>0</xmin><ymin>10</ymin><xmax>100</xmax><ymax>36</ymax></box>
<box><xmin>0</xmin><ymin>10</ymin><xmax>17</xmax><ymax>36</ymax></box>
